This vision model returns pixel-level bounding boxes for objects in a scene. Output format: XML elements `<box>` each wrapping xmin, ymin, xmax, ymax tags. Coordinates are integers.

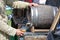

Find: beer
<box><xmin>21</xmin><ymin>29</ymin><xmax>26</xmax><ymax>32</ymax></box>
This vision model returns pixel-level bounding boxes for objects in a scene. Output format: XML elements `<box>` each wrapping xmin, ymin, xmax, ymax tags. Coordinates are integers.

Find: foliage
<box><xmin>5</xmin><ymin>9</ymin><xmax>12</xmax><ymax>26</ymax></box>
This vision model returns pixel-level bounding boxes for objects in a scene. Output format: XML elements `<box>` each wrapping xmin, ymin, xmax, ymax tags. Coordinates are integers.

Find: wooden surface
<box><xmin>31</xmin><ymin>26</ymin><xmax>49</xmax><ymax>33</ymax></box>
<box><xmin>34</xmin><ymin>29</ymin><xmax>49</xmax><ymax>32</ymax></box>
<box><xmin>24</xmin><ymin>35</ymin><xmax>47</xmax><ymax>40</ymax></box>
<box><xmin>50</xmin><ymin>8</ymin><xmax>60</xmax><ymax>31</ymax></box>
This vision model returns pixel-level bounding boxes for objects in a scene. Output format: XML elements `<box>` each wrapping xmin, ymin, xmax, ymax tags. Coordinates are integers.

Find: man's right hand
<box><xmin>16</xmin><ymin>29</ymin><xmax>24</xmax><ymax>36</ymax></box>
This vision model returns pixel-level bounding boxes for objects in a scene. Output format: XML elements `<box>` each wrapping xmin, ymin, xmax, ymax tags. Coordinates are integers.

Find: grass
<box><xmin>6</xmin><ymin>10</ymin><xmax>12</xmax><ymax>16</ymax></box>
<box><xmin>5</xmin><ymin>9</ymin><xmax>12</xmax><ymax>26</ymax></box>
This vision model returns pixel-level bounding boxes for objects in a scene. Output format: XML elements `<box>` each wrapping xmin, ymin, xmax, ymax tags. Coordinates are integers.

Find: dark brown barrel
<box><xmin>30</xmin><ymin>5</ymin><xmax>58</xmax><ymax>29</ymax></box>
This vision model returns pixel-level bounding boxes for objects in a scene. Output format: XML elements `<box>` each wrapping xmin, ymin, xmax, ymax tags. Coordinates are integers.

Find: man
<box><xmin>0</xmin><ymin>0</ymin><xmax>38</xmax><ymax>40</ymax></box>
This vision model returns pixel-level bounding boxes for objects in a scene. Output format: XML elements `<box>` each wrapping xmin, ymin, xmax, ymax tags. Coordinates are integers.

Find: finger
<box><xmin>20</xmin><ymin>33</ymin><xmax>24</xmax><ymax>36</ymax></box>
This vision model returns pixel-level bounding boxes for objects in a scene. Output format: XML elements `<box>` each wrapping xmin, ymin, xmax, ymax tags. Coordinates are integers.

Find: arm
<box><xmin>0</xmin><ymin>15</ymin><xmax>17</xmax><ymax>36</ymax></box>
<box><xmin>4</xmin><ymin>0</ymin><xmax>19</xmax><ymax>7</ymax></box>
<box><xmin>0</xmin><ymin>19</ymin><xmax>17</xmax><ymax>36</ymax></box>
<box><xmin>0</xmin><ymin>0</ymin><xmax>16</xmax><ymax>36</ymax></box>
<box><xmin>4</xmin><ymin>0</ymin><xmax>29</xmax><ymax>8</ymax></box>
<box><xmin>0</xmin><ymin>16</ymin><xmax>24</xmax><ymax>36</ymax></box>
<box><xmin>5</xmin><ymin>0</ymin><xmax>38</xmax><ymax>8</ymax></box>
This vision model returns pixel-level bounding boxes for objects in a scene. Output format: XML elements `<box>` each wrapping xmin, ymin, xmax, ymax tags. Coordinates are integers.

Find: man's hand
<box><xmin>29</xmin><ymin>3</ymin><xmax>39</xmax><ymax>7</ymax></box>
<box><xmin>16</xmin><ymin>29</ymin><xmax>24</xmax><ymax>36</ymax></box>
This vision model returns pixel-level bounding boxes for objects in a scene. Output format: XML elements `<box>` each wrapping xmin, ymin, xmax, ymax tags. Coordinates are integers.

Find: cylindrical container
<box><xmin>30</xmin><ymin>5</ymin><xmax>58</xmax><ymax>29</ymax></box>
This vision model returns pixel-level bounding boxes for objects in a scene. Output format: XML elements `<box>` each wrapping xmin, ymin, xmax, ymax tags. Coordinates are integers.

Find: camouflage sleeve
<box><xmin>4</xmin><ymin>0</ymin><xmax>19</xmax><ymax>7</ymax></box>
<box><xmin>0</xmin><ymin>0</ymin><xmax>17</xmax><ymax>36</ymax></box>
<box><xmin>0</xmin><ymin>17</ymin><xmax>17</xmax><ymax>36</ymax></box>
<box><xmin>12</xmin><ymin>1</ymin><xmax>30</xmax><ymax>8</ymax></box>
<box><xmin>4</xmin><ymin>0</ymin><xmax>29</xmax><ymax>8</ymax></box>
